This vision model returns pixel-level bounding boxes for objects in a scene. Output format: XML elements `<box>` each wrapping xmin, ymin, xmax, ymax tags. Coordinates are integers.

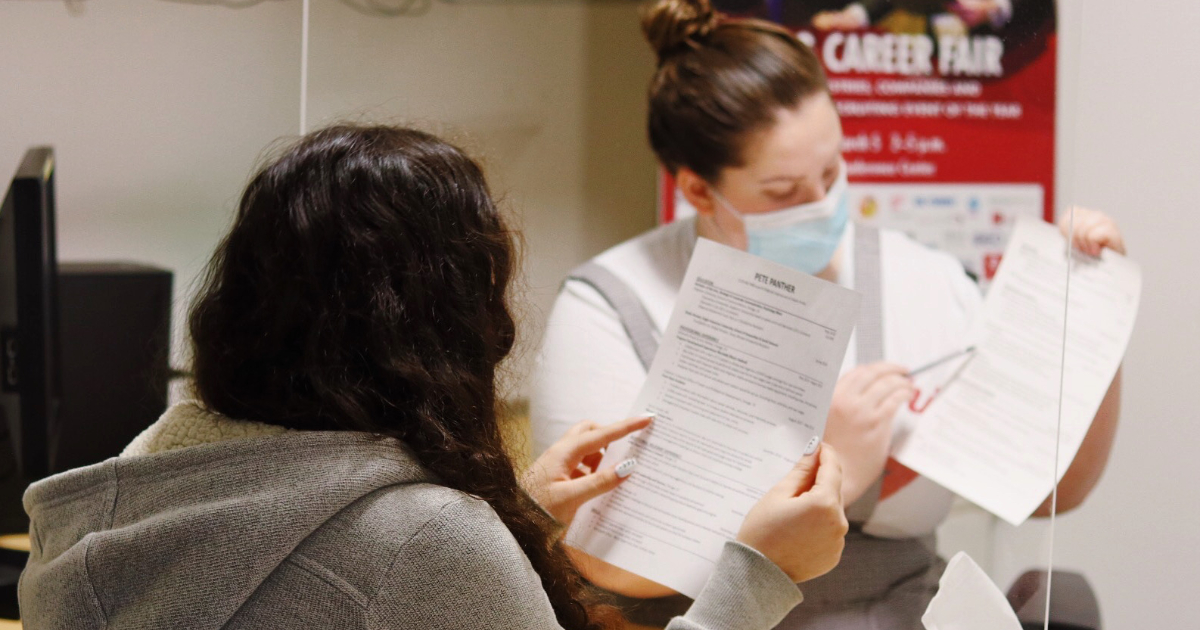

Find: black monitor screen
<box><xmin>0</xmin><ymin>147</ymin><xmax>58</xmax><ymax>481</ymax></box>
<box><xmin>0</xmin><ymin>182</ymin><xmax>17</xmax><ymax>427</ymax></box>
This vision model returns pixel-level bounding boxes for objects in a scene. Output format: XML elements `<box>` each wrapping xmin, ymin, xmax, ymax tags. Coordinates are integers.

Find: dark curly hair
<box><xmin>188</xmin><ymin>124</ymin><xmax>618</xmax><ymax>630</ymax></box>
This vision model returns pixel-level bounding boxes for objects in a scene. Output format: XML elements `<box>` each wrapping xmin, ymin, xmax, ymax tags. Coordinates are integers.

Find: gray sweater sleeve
<box><xmin>367</xmin><ymin>496</ymin><xmax>802</xmax><ymax>630</ymax></box>
<box><xmin>672</xmin><ymin>541</ymin><xmax>804</xmax><ymax>630</ymax></box>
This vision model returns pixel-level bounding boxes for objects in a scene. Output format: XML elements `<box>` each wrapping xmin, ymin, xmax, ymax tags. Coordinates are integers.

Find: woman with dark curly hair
<box><xmin>19</xmin><ymin>124</ymin><xmax>848</xmax><ymax>630</ymax></box>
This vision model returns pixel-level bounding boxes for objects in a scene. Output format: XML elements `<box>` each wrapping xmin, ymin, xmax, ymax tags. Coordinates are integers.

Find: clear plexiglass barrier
<box><xmin>3</xmin><ymin>0</ymin><xmax>1193</xmax><ymax>626</ymax></box>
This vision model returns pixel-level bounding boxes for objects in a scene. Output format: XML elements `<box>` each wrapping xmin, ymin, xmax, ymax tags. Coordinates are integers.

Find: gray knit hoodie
<box><xmin>19</xmin><ymin>403</ymin><xmax>803</xmax><ymax>629</ymax></box>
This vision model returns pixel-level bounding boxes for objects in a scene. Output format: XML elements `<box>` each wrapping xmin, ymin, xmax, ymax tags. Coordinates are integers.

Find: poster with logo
<box><xmin>660</xmin><ymin>0</ymin><xmax>1057</xmax><ymax>285</ymax></box>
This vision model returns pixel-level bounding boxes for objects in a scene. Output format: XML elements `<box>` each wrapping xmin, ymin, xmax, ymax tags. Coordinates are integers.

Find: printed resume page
<box><xmin>893</xmin><ymin>218</ymin><xmax>1142</xmax><ymax>525</ymax></box>
<box><xmin>566</xmin><ymin>238</ymin><xmax>861</xmax><ymax>597</ymax></box>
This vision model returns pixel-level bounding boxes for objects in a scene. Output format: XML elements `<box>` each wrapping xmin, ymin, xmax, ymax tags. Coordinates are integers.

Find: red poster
<box><xmin>661</xmin><ymin>0</ymin><xmax>1057</xmax><ymax>284</ymax></box>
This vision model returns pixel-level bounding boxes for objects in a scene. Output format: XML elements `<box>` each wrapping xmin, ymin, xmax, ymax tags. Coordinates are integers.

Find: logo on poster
<box><xmin>860</xmin><ymin>196</ymin><xmax>879</xmax><ymax>219</ymax></box>
<box><xmin>984</xmin><ymin>252</ymin><xmax>1004</xmax><ymax>280</ymax></box>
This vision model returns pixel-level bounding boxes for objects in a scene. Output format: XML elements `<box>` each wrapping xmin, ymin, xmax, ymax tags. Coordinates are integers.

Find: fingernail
<box><xmin>616</xmin><ymin>458</ymin><xmax>638</xmax><ymax>478</ymax></box>
<box><xmin>803</xmin><ymin>436</ymin><xmax>820</xmax><ymax>456</ymax></box>
<box><xmin>642</xmin><ymin>412</ymin><xmax>657</xmax><ymax>422</ymax></box>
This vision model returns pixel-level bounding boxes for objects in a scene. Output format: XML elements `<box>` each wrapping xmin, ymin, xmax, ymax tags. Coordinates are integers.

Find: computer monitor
<box><xmin>0</xmin><ymin>147</ymin><xmax>61</xmax><ymax>481</ymax></box>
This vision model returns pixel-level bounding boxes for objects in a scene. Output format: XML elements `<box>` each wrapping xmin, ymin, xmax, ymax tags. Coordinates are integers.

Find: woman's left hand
<box><xmin>521</xmin><ymin>415</ymin><xmax>653</xmax><ymax>528</ymax></box>
<box><xmin>1058</xmin><ymin>206</ymin><xmax>1127</xmax><ymax>256</ymax></box>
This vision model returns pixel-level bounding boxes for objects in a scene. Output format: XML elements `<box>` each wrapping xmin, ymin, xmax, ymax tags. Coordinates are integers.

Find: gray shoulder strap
<box><xmin>854</xmin><ymin>224</ymin><xmax>885</xmax><ymax>365</ymax></box>
<box><xmin>846</xmin><ymin>224</ymin><xmax>886</xmax><ymax>525</ymax></box>
<box><xmin>567</xmin><ymin>262</ymin><xmax>659</xmax><ymax>371</ymax></box>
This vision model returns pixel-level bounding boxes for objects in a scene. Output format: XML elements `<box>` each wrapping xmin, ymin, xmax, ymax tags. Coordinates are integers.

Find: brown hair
<box><xmin>643</xmin><ymin>0</ymin><xmax>829</xmax><ymax>182</ymax></box>
<box><xmin>189</xmin><ymin>125</ymin><xmax>618</xmax><ymax>630</ymax></box>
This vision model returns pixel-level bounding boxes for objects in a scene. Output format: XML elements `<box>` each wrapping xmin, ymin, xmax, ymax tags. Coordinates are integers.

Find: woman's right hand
<box><xmin>737</xmin><ymin>444</ymin><xmax>849</xmax><ymax>583</ymax></box>
<box><xmin>823</xmin><ymin>362</ymin><xmax>912</xmax><ymax>505</ymax></box>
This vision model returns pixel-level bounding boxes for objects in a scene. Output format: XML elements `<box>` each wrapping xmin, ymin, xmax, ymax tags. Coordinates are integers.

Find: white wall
<box><xmin>0</xmin><ymin>0</ymin><xmax>657</xmax><ymax>396</ymax></box>
<box><xmin>301</xmin><ymin>0</ymin><xmax>657</xmax><ymax>392</ymax></box>
<box><xmin>2</xmin><ymin>0</ymin><xmax>1197</xmax><ymax>626</ymax></box>
<box><xmin>0</xmin><ymin>0</ymin><xmax>303</xmax><ymax>376</ymax></box>
<box><xmin>986</xmin><ymin>0</ymin><xmax>1200</xmax><ymax>626</ymax></box>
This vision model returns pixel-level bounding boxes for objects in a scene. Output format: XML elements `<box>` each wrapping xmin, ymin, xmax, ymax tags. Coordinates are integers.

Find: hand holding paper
<box><xmin>895</xmin><ymin>218</ymin><xmax>1141</xmax><ymax>524</ymax></box>
<box><xmin>825</xmin><ymin>362</ymin><xmax>914</xmax><ymax>504</ymax></box>
<box><xmin>738</xmin><ymin>444</ymin><xmax>849</xmax><ymax>583</ymax></box>
<box><xmin>566</xmin><ymin>238</ymin><xmax>861</xmax><ymax>596</ymax></box>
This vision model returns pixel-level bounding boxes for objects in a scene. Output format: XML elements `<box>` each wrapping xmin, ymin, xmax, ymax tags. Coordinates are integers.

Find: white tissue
<box><xmin>922</xmin><ymin>552</ymin><xmax>1023</xmax><ymax>630</ymax></box>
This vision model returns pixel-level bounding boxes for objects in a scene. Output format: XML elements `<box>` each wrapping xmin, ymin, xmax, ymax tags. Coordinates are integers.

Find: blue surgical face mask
<box><xmin>711</xmin><ymin>162</ymin><xmax>850</xmax><ymax>274</ymax></box>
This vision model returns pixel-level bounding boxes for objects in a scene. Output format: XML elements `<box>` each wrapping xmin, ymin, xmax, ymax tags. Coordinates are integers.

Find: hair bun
<box><xmin>641</xmin><ymin>0</ymin><xmax>720</xmax><ymax>64</ymax></box>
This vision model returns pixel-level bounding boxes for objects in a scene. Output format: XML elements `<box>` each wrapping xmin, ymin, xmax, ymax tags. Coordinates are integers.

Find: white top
<box><xmin>530</xmin><ymin>217</ymin><xmax>983</xmax><ymax>537</ymax></box>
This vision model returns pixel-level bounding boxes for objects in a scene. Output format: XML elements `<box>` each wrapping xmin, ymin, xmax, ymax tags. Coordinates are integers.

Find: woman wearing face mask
<box><xmin>530</xmin><ymin>0</ymin><xmax>1126</xmax><ymax>627</ymax></box>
